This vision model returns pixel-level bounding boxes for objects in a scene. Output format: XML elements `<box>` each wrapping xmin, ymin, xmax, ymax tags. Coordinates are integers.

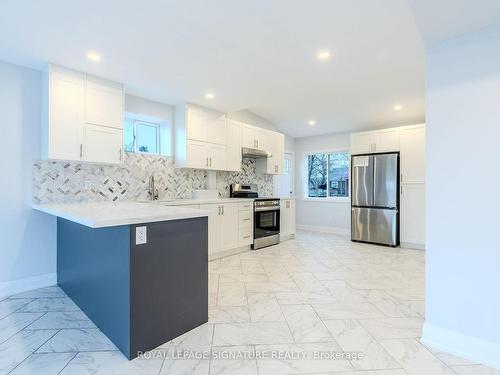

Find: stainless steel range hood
<box><xmin>242</xmin><ymin>147</ymin><xmax>271</xmax><ymax>159</ymax></box>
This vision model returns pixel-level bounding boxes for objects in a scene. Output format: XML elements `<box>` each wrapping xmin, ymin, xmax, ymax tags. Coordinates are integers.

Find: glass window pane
<box><xmin>124</xmin><ymin>118</ymin><xmax>135</xmax><ymax>152</ymax></box>
<box><xmin>136</xmin><ymin>122</ymin><xmax>158</xmax><ymax>154</ymax></box>
<box><xmin>328</xmin><ymin>152</ymin><xmax>349</xmax><ymax>197</ymax></box>
<box><xmin>307</xmin><ymin>153</ymin><xmax>327</xmax><ymax>197</ymax></box>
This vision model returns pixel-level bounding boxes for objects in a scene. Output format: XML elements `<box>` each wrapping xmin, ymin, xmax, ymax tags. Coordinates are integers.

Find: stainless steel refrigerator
<box><xmin>351</xmin><ymin>153</ymin><xmax>399</xmax><ymax>247</ymax></box>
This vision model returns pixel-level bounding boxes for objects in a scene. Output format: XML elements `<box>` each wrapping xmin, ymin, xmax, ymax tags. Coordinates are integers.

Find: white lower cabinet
<box><xmin>199</xmin><ymin>204</ymin><xmax>221</xmax><ymax>256</ymax></box>
<box><xmin>400</xmin><ymin>184</ymin><xmax>425</xmax><ymax>248</ymax></box>
<box><xmin>199</xmin><ymin>202</ymin><xmax>241</xmax><ymax>258</ymax></box>
<box><xmin>238</xmin><ymin>202</ymin><xmax>254</xmax><ymax>247</ymax></box>
<box><xmin>219</xmin><ymin>203</ymin><xmax>239</xmax><ymax>251</ymax></box>
<box><xmin>280</xmin><ymin>199</ymin><xmax>296</xmax><ymax>238</ymax></box>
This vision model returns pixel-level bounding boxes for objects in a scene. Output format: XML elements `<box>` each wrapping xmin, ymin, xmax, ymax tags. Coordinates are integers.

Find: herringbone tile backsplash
<box><xmin>33</xmin><ymin>153</ymin><xmax>273</xmax><ymax>204</ymax></box>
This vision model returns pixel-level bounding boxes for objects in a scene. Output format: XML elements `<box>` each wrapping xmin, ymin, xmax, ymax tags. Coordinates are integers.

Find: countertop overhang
<box><xmin>32</xmin><ymin>201</ymin><xmax>209</xmax><ymax>228</ymax></box>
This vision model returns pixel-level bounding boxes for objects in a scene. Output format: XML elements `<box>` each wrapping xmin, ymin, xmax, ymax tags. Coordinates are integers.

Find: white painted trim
<box><xmin>297</xmin><ymin>224</ymin><xmax>350</xmax><ymax>236</ymax></box>
<box><xmin>209</xmin><ymin>246</ymin><xmax>250</xmax><ymax>261</ymax></box>
<box><xmin>280</xmin><ymin>234</ymin><xmax>295</xmax><ymax>241</ymax></box>
<box><xmin>401</xmin><ymin>242</ymin><xmax>425</xmax><ymax>251</ymax></box>
<box><xmin>421</xmin><ymin>323</ymin><xmax>500</xmax><ymax>370</ymax></box>
<box><xmin>301</xmin><ymin>197</ymin><xmax>350</xmax><ymax>203</ymax></box>
<box><xmin>0</xmin><ymin>273</ymin><xmax>57</xmax><ymax>299</ymax></box>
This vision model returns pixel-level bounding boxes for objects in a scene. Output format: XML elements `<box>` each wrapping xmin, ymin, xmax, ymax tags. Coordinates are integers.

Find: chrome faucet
<box><xmin>148</xmin><ymin>175</ymin><xmax>159</xmax><ymax>201</ymax></box>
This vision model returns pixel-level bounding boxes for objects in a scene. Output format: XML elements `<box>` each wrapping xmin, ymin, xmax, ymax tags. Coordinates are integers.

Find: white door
<box><xmin>85</xmin><ymin>75</ymin><xmax>123</xmax><ymax>129</ymax></box>
<box><xmin>374</xmin><ymin>128</ymin><xmax>399</xmax><ymax>153</ymax></box>
<box><xmin>186</xmin><ymin>140</ymin><xmax>208</xmax><ymax>169</ymax></box>
<box><xmin>401</xmin><ymin>184</ymin><xmax>425</xmax><ymax>246</ymax></box>
<box><xmin>199</xmin><ymin>204</ymin><xmax>220</xmax><ymax>256</ymax></box>
<box><xmin>83</xmin><ymin>124</ymin><xmax>123</xmax><ymax>164</ymax></box>
<box><xmin>274</xmin><ymin>152</ymin><xmax>294</xmax><ymax>197</ymax></box>
<box><xmin>400</xmin><ymin>125</ymin><xmax>426</xmax><ymax>183</ymax></box>
<box><xmin>219</xmin><ymin>203</ymin><xmax>239</xmax><ymax>251</ymax></box>
<box><xmin>225</xmin><ymin>120</ymin><xmax>242</xmax><ymax>171</ymax></box>
<box><xmin>49</xmin><ymin>67</ymin><xmax>84</xmax><ymax>161</ymax></box>
<box><xmin>209</xmin><ymin>144</ymin><xmax>227</xmax><ymax>170</ymax></box>
<box><xmin>350</xmin><ymin>132</ymin><xmax>373</xmax><ymax>155</ymax></box>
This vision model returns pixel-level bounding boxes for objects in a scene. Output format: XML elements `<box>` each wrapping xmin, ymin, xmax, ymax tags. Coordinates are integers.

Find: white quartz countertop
<box><xmin>32</xmin><ymin>201</ymin><xmax>209</xmax><ymax>228</ymax></box>
<box><xmin>149</xmin><ymin>197</ymin><xmax>255</xmax><ymax>206</ymax></box>
<box><xmin>147</xmin><ymin>197</ymin><xmax>295</xmax><ymax>206</ymax></box>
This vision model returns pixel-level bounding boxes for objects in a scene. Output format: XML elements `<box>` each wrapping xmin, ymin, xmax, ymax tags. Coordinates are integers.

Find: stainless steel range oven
<box><xmin>253</xmin><ymin>199</ymin><xmax>280</xmax><ymax>249</ymax></box>
<box><xmin>229</xmin><ymin>184</ymin><xmax>280</xmax><ymax>250</ymax></box>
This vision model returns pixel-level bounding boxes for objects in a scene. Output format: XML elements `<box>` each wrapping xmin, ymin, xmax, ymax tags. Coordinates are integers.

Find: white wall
<box><xmin>125</xmin><ymin>94</ymin><xmax>174</xmax><ymax>156</ymax></box>
<box><xmin>423</xmin><ymin>25</ymin><xmax>500</xmax><ymax>368</ymax></box>
<box><xmin>294</xmin><ymin>132</ymin><xmax>351</xmax><ymax>234</ymax></box>
<box><xmin>0</xmin><ymin>61</ymin><xmax>57</xmax><ymax>297</ymax></box>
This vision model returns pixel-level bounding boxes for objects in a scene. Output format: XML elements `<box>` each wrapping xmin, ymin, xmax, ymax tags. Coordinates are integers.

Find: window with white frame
<box><xmin>124</xmin><ymin>118</ymin><xmax>160</xmax><ymax>154</ymax></box>
<box><xmin>306</xmin><ymin>151</ymin><xmax>350</xmax><ymax>198</ymax></box>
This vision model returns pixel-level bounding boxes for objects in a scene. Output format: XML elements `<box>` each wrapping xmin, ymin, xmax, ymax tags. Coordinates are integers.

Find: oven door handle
<box><xmin>254</xmin><ymin>206</ymin><xmax>281</xmax><ymax>212</ymax></box>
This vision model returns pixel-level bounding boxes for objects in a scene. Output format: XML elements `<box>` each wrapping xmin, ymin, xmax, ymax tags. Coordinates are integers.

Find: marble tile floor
<box><xmin>0</xmin><ymin>230</ymin><xmax>499</xmax><ymax>375</ymax></box>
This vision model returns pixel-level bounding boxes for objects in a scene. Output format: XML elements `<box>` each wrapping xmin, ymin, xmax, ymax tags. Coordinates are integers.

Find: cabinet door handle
<box><xmin>206</xmin><ymin>157</ymin><xmax>209</xmax><ymax>167</ymax></box>
<box><xmin>210</xmin><ymin>157</ymin><xmax>212</xmax><ymax>167</ymax></box>
<box><xmin>218</xmin><ymin>205</ymin><xmax>221</xmax><ymax>215</ymax></box>
<box><xmin>80</xmin><ymin>144</ymin><xmax>83</xmax><ymax>158</ymax></box>
<box><xmin>222</xmin><ymin>205</ymin><xmax>224</xmax><ymax>215</ymax></box>
<box><xmin>243</xmin><ymin>235</ymin><xmax>250</xmax><ymax>239</ymax></box>
<box><xmin>243</xmin><ymin>218</ymin><xmax>250</xmax><ymax>221</ymax></box>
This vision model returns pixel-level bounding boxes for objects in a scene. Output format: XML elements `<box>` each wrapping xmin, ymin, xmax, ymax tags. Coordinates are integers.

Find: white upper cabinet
<box><xmin>225</xmin><ymin>119</ymin><xmax>242</xmax><ymax>171</ymax></box>
<box><xmin>183</xmin><ymin>104</ymin><xmax>226</xmax><ymax>145</ymax></box>
<box><xmin>44</xmin><ymin>65</ymin><xmax>85</xmax><ymax>161</ymax></box>
<box><xmin>42</xmin><ymin>64</ymin><xmax>124</xmax><ymax>164</ymax></box>
<box><xmin>350</xmin><ymin>127</ymin><xmax>399</xmax><ymax>154</ymax></box>
<box><xmin>350</xmin><ymin>132</ymin><xmax>373</xmax><ymax>155</ymax></box>
<box><xmin>241</xmin><ymin>124</ymin><xmax>267</xmax><ymax>150</ymax></box>
<box><xmin>256</xmin><ymin>129</ymin><xmax>285</xmax><ymax>175</ymax></box>
<box><xmin>84</xmin><ymin>124</ymin><xmax>123</xmax><ymax>164</ymax></box>
<box><xmin>373</xmin><ymin>128</ymin><xmax>399</xmax><ymax>153</ymax></box>
<box><xmin>175</xmin><ymin>103</ymin><xmax>229</xmax><ymax>170</ymax></box>
<box><xmin>400</xmin><ymin>124</ymin><xmax>425</xmax><ymax>183</ymax></box>
<box><xmin>175</xmin><ymin>104</ymin><xmax>285</xmax><ymax>173</ymax></box>
<box><xmin>85</xmin><ymin>75</ymin><xmax>124</xmax><ymax>129</ymax></box>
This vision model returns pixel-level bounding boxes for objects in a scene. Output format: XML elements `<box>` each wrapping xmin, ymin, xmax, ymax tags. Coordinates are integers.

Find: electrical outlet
<box><xmin>84</xmin><ymin>180</ymin><xmax>92</xmax><ymax>190</ymax></box>
<box><xmin>136</xmin><ymin>226</ymin><xmax>147</xmax><ymax>245</ymax></box>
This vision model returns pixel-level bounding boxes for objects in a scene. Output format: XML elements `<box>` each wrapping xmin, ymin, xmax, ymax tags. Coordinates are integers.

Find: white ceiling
<box><xmin>408</xmin><ymin>0</ymin><xmax>500</xmax><ymax>47</ymax></box>
<box><xmin>0</xmin><ymin>1</ymin><xmax>436</xmax><ymax>137</ymax></box>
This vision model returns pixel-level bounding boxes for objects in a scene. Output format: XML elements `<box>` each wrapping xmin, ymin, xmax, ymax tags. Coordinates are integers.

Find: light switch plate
<box><xmin>136</xmin><ymin>226</ymin><xmax>147</xmax><ymax>245</ymax></box>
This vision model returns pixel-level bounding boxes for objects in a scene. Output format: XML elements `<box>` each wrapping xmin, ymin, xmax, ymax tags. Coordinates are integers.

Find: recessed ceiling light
<box><xmin>308</xmin><ymin>120</ymin><xmax>316</xmax><ymax>126</ymax></box>
<box><xmin>393</xmin><ymin>104</ymin><xmax>403</xmax><ymax>111</ymax></box>
<box><xmin>205</xmin><ymin>93</ymin><xmax>215</xmax><ymax>99</ymax></box>
<box><xmin>87</xmin><ymin>52</ymin><xmax>101</xmax><ymax>62</ymax></box>
<box><xmin>317</xmin><ymin>50</ymin><xmax>331</xmax><ymax>61</ymax></box>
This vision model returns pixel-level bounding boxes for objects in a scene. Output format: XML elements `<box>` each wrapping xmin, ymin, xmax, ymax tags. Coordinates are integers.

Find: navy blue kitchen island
<box><xmin>34</xmin><ymin>202</ymin><xmax>209</xmax><ymax>360</ymax></box>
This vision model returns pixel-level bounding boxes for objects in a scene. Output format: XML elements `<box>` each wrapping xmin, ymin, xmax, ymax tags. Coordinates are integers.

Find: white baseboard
<box><xmin>296</xmin><ymin>224</ymin><xmax>350</xmax><ymax>236</ymax></box>
<box><xmin>421</xmin><ymin>323</ymin><xmax>500</xmax><ymax>370</ymax></box>
<box><xmin>0</xmin><ymin>273</ymin><xmax>57</xmax><ymax>299</ymax></box>
<box><xmin>209</xmin><ymin>246</ymin><xmax>250</xmax><ymax>261</ymax></box>
<box><xmin>280</xmin><ymin>234</ymin><xmax>295</xmax><ymax>241</ymax></box>
<box><xmin>401</xmin><ymin>241</ymin><xmax>425</xmax><ymax>250</ymax></box>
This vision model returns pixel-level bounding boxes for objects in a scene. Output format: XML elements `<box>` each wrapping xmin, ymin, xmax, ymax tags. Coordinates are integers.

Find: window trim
<box><xmin>302</xmin><ymin>148</ymin><xmax>351</xmax><ymax>203</ymax></box>
<box><xmin>134</xmin><ymin>120</ymin><xmax>160</xmax><ymax>155</ymax></box>
<box><xmin>124</xmin><ymin>117</ymin><xmax>162</xmax><ymax>155</ymax></box>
